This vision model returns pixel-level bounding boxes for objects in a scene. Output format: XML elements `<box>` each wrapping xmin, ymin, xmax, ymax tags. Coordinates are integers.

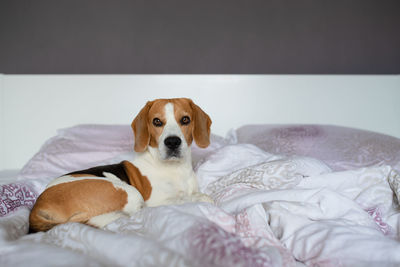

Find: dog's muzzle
<box><xmin>164</xmin><ymin>136</ymin><xmax>182</xmax><ymax>158</ymax></box>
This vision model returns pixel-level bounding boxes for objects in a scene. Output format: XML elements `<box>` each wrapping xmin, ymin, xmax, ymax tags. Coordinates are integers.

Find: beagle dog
<box><xmin>29</xmin><ymin>98</ymin><xmax>213</xmax><ymax>232</ymax></box>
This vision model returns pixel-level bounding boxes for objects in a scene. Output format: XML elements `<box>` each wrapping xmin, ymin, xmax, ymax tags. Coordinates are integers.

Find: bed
<box><xmin>1</xmin><ymin>75</ymin><xmax>400</xmax><ymax>266</ymax></box>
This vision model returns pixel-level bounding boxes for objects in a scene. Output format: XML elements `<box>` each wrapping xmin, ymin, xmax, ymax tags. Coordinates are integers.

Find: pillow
<box><xmin>18</xmin><ymin>125</ymin><xmax>135</xmax><ymax>179</ymax></box>
<box><xmin>18</xmin><ymin>124</ymin><xmax>228</xmax><ymax>180</ymax></box>
<box><xmin>233</xmin><ymin>124</ymin><xmax>400</xmax><ymax>173</ymax></box>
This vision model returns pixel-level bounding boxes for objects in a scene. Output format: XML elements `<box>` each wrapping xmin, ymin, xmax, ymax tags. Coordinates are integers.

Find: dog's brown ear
<box><xmin>190</xmin><ymin>100</ymin><xmax>212</xmax><ymax>148</ymax></box>
<box><xmin>132</xmin><ymin>101</ymin><xmax>153</xmax><ymax>152</ymax></box>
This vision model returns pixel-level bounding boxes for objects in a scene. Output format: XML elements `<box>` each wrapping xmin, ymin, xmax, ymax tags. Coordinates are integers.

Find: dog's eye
<box><xmin>153</xmin><ymin>118</ymin><xmax>163</xmax><ymax>127</ymax></box>
<box><xmin>180</xmin><ymin>116</ymin><xmax>190</xmax><ymax>125</ymax></box>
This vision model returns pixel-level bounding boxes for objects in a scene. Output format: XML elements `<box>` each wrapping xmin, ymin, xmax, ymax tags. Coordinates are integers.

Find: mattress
<box><xmin>1</xmin><ymin>124</ymin><xmax>400</xmax><ymax>266</ymax></box>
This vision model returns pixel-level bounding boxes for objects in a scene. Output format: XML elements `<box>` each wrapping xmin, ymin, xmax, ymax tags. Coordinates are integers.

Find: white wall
<box><xmin>1</xmin><ymin>75</ymin><xmax>400</xmax><ymax>170</ymax></box>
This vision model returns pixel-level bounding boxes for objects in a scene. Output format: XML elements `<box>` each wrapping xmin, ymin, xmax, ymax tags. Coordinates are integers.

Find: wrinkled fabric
<box><xmin>198</xmin><ymin>145</ymin><xmax>400</xmax><ymax>266</ymax></box>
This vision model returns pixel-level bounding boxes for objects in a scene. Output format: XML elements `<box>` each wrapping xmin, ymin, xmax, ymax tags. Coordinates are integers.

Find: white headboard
<box><xmin>1</xmin><ymin>74</ymin><xmax>399</xmax><ymax>170</ymax></box>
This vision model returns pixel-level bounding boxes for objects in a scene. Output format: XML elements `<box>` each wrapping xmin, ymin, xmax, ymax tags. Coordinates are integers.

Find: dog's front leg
<box><xmin>186</xmin><ymin>174</ymin><xmax>214</xmax><ymax>204</ymax></box>
<box><xmin>164</xmin><ymin>191</ymin><xmax>214</xmax><ymax>205</ymax></box>
<box><xmin>189</xmin><ymin>192</ymin><xmax>214</xmax><ymax>204</ymax></box>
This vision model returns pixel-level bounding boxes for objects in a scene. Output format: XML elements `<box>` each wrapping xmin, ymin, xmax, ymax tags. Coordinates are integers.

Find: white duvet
<box><xmin>1</xmin><ymin>144</ymin><xmax>400</xmax><ymax>267</ymax></box>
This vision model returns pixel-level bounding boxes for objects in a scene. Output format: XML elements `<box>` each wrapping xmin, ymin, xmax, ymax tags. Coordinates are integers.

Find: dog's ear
<box><xmin>132</xmin><ymin>101</ymin><xmax>153</xmax><ymax>152</ymax></box>
<box><xmin>190</xmin><ymin>100</ymin><xmax>212</xmax><ymax>148</ymax></box>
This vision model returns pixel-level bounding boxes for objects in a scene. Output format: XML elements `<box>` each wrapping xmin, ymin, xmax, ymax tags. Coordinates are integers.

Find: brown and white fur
<box><xmin>29</xmin><ymin>98</ymin><xmax>213</xmax><ymax>232</ymax></box>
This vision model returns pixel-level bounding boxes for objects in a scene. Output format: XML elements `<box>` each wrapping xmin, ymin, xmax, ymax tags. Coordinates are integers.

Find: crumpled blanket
<box><xmin>1</xmin><ymin>144</ymin><xmax>400</xmax><ymax>266</ymax></box>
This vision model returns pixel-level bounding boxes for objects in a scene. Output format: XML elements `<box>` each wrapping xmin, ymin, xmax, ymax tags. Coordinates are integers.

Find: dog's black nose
<box><xmin>164</xmin><ymin>136</ymin><xmax>182</xmax><ymax>150</ymax></box>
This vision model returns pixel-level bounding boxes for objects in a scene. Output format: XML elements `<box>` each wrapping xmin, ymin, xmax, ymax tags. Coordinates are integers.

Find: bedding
<box><xmin>0</xmin><ymin>169</ymin><xmax>19</xmax><ymax>185</ymax></box>
<box><xmin>1</xmin><ymin>124</ymin><xmax>400</xmax><ymax>266</ymax></box>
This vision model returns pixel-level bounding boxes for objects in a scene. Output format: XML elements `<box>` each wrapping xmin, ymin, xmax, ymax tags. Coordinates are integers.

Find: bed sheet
<box><xmin>1</xmin><ymin>124</ymin><xmax>400</xmax><ymax>266</ymax></box>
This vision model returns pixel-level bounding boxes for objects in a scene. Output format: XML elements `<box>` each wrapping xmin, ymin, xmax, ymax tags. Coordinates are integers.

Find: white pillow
<box><xmin>18</xmin><ymin>125</ymin><xmax>134</xmax><ymax>179</ymax></box>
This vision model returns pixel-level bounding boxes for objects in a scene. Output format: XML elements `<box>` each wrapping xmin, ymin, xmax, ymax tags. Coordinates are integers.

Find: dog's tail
<box><xmin>29</xmin><ymin>208</ymin><xmax>62</xmax><ymax>233</ymax></box>
<box><xmin>29</xmin><ymin>205</ymin><xmax>90</xmax><ymax>233</ymax></box>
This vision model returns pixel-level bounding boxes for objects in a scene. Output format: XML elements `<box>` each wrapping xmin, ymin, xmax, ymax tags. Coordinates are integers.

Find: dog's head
<box><xmin>131</xmin><ymin>98</ymin><xmax>212</xmax><ymax>161</ymax></box>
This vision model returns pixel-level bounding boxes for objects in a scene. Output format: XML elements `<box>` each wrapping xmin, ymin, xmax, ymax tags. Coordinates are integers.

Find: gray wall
<box><xmin>0</xmin><ymin>0</ymin><xmax>399</xmax><ymax>74</ymax></box>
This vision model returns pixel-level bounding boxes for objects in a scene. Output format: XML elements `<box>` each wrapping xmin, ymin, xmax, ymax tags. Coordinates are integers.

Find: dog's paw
<box><xmin>123</xmin><ymin>186</ymin><xmax>145</xmax><ymax>215</ymax></box>
<box><xmin>193</xmin><ymin>192</ymin><xmax>215</xmax><ymax>204</ymax></box>
<box><xmin>165</xmin><ymin>192</ymin><xmax>214</xmax><ymax>205</ymax></box>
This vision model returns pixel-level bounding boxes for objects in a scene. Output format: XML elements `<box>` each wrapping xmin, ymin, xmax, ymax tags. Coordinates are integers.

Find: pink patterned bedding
<box><xmin>1</xmin><ymin>124</ymin><xmax>400</xmax><ymax>266</ymax></box>
<box><xmin>0</xmin><ymin>183</ymin><xmax>37</xmax><ymax>216</ymax></box>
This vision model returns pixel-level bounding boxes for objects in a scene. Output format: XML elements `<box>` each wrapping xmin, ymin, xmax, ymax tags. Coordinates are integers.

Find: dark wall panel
<box><xmin>0</xmin><ymin>0</ymin><xmax>399</xmax><ymax>74</ymax></box>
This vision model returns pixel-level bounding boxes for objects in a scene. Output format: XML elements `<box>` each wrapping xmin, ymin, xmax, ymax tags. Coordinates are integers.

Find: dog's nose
<box><xmin>164</xmin><ymin>136</ymin><xmax>182</xmax><ymax>150</ymax></box>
